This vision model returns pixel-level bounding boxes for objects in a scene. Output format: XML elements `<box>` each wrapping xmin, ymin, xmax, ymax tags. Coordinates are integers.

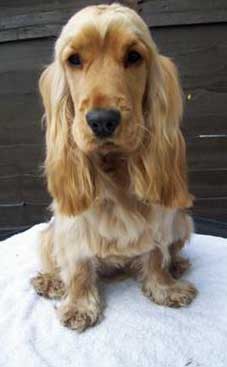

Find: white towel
<box><xmin>0</xmin><ymin>224</ymin><xmax>227</xmax><ymax>367</ymax></box>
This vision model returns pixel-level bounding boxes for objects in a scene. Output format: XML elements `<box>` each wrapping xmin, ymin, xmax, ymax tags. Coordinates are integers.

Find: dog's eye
<box><xmin>126</xmin><ymin>51</ymin><xmax>142</xmax><ymax>66</ymax></box>
<box><xmin>68</xmin><ymin>54</ymin><xmax>82</xmax><ymax>67</ymax></box>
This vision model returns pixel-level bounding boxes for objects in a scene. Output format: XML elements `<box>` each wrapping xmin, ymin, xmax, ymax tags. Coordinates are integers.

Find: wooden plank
<box><xmin>0</xmin><ymin>38</ymin><xmax>52</xmax><ymax>95</ymax></box>
<box><xmin>193</xmin><ymin>216</ymin><xmax>227</xmax><ymax>238</ymax></box>
<box><xmin>0</xmin><ymin>174</ymin><xmax>49</xmax><ymax>204</ymax></box>
<box><xmin>186</xmin><ymin>137</ymin><xmax>227</xmax><ymax>171</ymax></box>
<box><xmin>152</xmin><ymin>24</ymin><xmax>227</xmax><ymax>92</ymax></box>
<box><xmin>142</xmin><ymin>0</ymin><xmax>227</xmax><ymax>28</ymax></box>
<box><xmin>151</xmin><ymin>24</ymin><xmax>227</xmax><ymax>136</ymax></box>
<box><xmin>182</xmin><ymin>89</ymin><xmax>227</xmax><ymax>137</ymax></box>
<box><xmin>189</xmin><ymin>170</ymin><xmax>227</xmax><ymax>199</ymax></box>
<box><xmin>0</xmin><ymin>94</ymin><xmax>44</xmax><ymax>145</ymax></box>
<box><xmin>0</xmin><ymin>204</ymin><xmax>50</xmax><ymax>227</ymax></box>
<box><xmin>193</xmin><ymin>197</ymin><xmax>227</xmax><ymax>223</ymax></box>
<box><xmin>0</xmin><ymin>38</ymin><xmax>51</xmax><ymax>145</ymax></box>
<box><xmin>0</xmin><ymin>0</ymin><xmax>102</xmax><ymax>42</ymax></box>
<box><xmin>0</xmin><ymin>144</ymin><xmax>44</xmax><ymax>176</ymax></box>
<box><xmin>1</xmin><ymin>1</ymin><xmax>227</xmax><ymax>42</ymax></box>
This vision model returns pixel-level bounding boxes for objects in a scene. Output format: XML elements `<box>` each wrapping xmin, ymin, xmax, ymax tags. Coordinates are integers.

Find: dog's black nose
<box><xmin>86</xmin><ymin>108</ymin><xmax>121</xmax><ymax>138</ymax></box>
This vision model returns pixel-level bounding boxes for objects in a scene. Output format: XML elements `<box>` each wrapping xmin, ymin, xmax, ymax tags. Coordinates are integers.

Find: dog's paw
<box><xmin>31</xmin><ymin>273</ymin><xmax>65</xmax><ymax>299</ymax></box>
<box><xmin>144</xmin><ymin>280</ymin><xmax>198</xmax><ymax>308</ymax></box>
<box><xmin>170</xmin><ymin>256</ymin><xmax>191</xmax><ymax>279</ymax></box>
<box><xmin>57</xmin><ymin>301</ymin><xmax>101</xmax><ymax>332</ymax></box>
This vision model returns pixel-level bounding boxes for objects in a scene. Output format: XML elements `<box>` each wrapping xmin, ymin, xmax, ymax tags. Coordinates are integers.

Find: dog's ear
<box><xmin>39</xmin><ymin>62</ymin><xmax>96</xmax><ymax>216</ymax></box>
<box><xmin>129</xmin><ymin>55</ymin><xmax>193</xmax><ymax>208</ymax></box>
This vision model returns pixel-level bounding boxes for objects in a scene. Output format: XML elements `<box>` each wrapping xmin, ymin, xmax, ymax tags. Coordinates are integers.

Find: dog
<box><xmin>32</xmin><ymin>3</ymin><xmax>197</xmax><ymax>332</ymax></box>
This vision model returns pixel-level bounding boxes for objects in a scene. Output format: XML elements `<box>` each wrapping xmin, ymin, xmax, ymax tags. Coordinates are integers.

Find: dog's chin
<box><xmin>96</xmin><ymin>141</ymin><xmax>119</xmax><ymax>154</ymax></box>
<box><xmin>79</xmin><ymin>139</ymin><xmax>120</xmax><ymax>156</ymax></box>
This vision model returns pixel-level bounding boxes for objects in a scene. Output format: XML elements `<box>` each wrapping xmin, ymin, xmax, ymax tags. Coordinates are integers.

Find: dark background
<box><xmin>0</xmin><ymin>0</ymin><xmax>227</xmax><ymax>239</ymax></box>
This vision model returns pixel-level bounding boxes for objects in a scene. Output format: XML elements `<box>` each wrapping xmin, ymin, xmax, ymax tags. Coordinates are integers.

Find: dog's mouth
<box><xmin>94</xmin><ymin>139</ymin><xmax>119</xmax><ymax>154</ymax></box>
<box><xmin>99</xmin><ymin>141</ymin><xmax>117</xmax><ymax>152</ymax></box>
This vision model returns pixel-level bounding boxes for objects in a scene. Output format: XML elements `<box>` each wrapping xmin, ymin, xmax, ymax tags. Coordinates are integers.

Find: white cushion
<box><xmin>0</xmin><ymin>224</ymin><xmax>227</xmax><ymax>367</ymax></box>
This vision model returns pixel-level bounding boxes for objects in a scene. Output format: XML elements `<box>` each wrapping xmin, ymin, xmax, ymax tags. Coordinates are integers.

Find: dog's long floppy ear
<box><xmin>39</xmin><ymin>62</ymin><xmax>96</xmax><ymax>216</ymax></box>
<box><xmin>129</xmin><ymin>55</ymin><xmax>193</xmax><ymax>208</ymax></box>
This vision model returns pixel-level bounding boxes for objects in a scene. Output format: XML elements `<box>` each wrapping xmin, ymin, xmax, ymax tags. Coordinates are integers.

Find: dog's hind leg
<box><xmin>140</xmin><ymin>247</ymin><xmax>197</xmax><ymax>308</ymax></box>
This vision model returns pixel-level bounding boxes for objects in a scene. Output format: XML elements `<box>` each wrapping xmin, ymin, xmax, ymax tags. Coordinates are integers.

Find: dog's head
<box><xmin>40</xmin><ymin>4</ymin><xmax>192</xmax><ymax>215</ymax></box>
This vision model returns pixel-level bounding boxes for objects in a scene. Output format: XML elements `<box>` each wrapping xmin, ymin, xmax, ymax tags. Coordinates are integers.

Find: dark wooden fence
<box><xmin>0</xmin><ymin>0</ymin><xmax>227</xmax><ymax>239</ymax></box>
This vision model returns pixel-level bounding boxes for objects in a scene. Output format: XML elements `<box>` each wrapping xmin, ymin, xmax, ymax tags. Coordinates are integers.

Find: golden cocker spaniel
<box><xmin>32</xmin><ymin>3</ymin><xmax>197</xmax><ymax>331</ymax></box>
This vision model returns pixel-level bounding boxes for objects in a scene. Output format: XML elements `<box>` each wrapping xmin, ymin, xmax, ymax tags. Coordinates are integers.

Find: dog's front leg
<box><xmin>139</xmin><ymin>247</ymin><xmax>197</xmax><ymax>307</ymax></box>
<box><xmin>57</xmin><ymin>258</ymin><xmax>102</xmax><ymax>331</ymax></box>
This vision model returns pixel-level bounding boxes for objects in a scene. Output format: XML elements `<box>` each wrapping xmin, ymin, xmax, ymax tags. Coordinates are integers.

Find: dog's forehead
<box><xmin>56</xmin><ymin>4</ymin><xmax>150</xmax><ymax>54</ymax></box>
<box><xmin>66</xmin><ymin>4</ymin><xmax>139</xmax><ymax>30</ymax></box>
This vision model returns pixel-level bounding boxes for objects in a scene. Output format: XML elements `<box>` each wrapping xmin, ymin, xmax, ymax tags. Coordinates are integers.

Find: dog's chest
<box><xmin>86</xmin><ymin>198</ymin><xmax>148</xmax><ymax>246</ymax></box>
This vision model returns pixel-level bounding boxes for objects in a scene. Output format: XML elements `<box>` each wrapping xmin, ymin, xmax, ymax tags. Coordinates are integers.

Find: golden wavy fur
<box><xmin>32</xmin><ymin>3</ymin><xmax>197</xmax><ymax>331</ymax></box>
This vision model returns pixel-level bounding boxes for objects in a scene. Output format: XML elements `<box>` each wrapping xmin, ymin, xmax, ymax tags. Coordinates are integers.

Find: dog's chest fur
<box><xmin>89</xmin><ymin>154</ymin><xmax>152</xmax><ymax>248</ymax></box>
<box><xmin>87</xmin><ymin>196</ymin><xmax>150</xmax><ymax>243</ymax></box>
<box><xmin>54</xmin><ymin>154</ymin><xmax>179</xmax><ymax>264</ymax></box>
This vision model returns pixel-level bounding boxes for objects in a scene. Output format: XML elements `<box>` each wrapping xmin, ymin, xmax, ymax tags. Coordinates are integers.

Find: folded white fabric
<box><xmin>0</xmin><ymin>224</ymin><xmax>227</xmax><ymax>367</ymax></box>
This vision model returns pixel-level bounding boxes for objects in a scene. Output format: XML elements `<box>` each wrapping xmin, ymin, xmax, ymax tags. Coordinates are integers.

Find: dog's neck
<box><xmin>93</xmin><ymin>151</ymin><xmax>150</xmax><ymax>218</ymax></box>
<box><xmin>95</xmin><ymin>151</ymin><xmax>130</xmax><ymax>188</ymax></box>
